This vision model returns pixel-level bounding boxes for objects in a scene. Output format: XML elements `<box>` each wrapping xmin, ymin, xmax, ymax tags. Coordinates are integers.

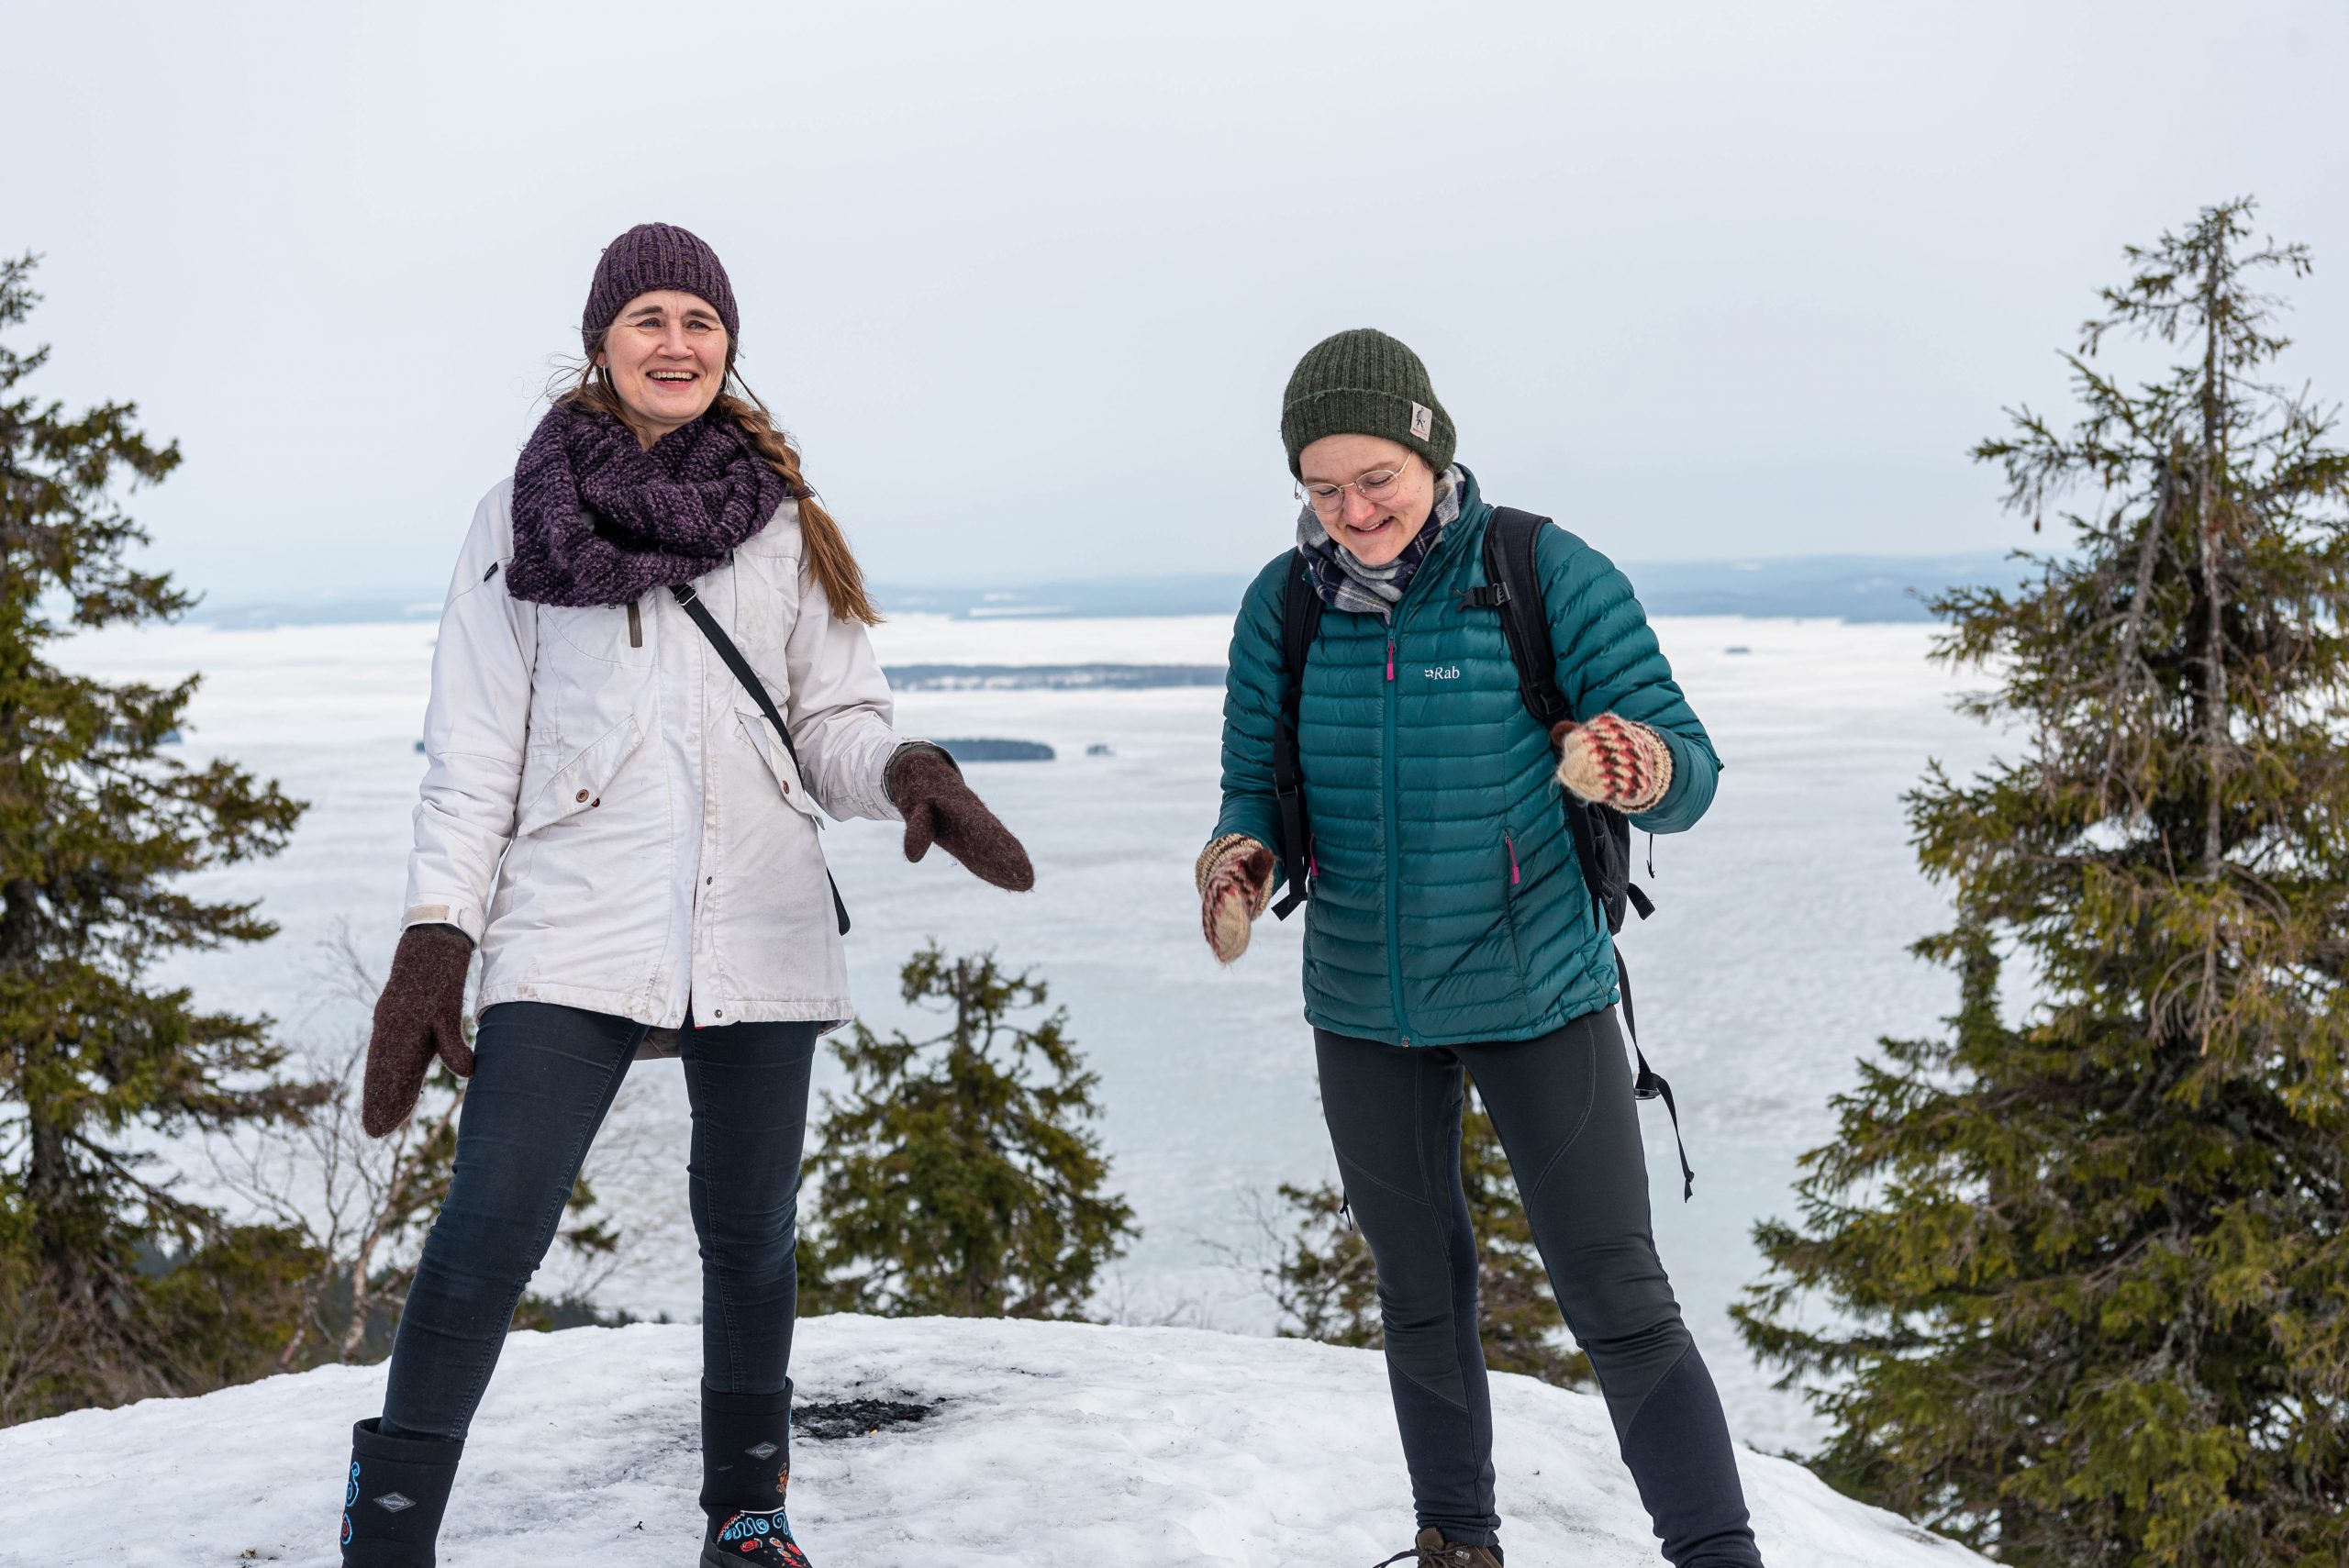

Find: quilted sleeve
<box><xmin>781</xmin><ymin>553</ymin><xmax>904</xmax><ymax>823</ymax></box>
<box><xmin>404</xmin><ymin>484</ymin><xmax>538</xmax><ymax>940</ymax></box>
<box><xmin>1537</xmin><ymin>527</ymin><xmax>1721</xmax><ymax>835</ymax></box>
<box><xmin>1208</xmin><ymin>555</ymin><xmax>1294</xmax><ymax>877</ymax></box>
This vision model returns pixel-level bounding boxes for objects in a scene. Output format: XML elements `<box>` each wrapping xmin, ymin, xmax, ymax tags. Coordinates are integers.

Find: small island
<box><xmin>936</xmin><ymin>738</ymin><xmax>1056</xmax><ymax>763</ymax></box>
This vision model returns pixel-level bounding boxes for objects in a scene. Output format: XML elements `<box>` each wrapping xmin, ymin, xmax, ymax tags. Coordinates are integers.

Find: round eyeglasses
<box><xmin>1297</xmin><ymin>454</ymin><xmax>1415</xmax><ymax>517</ymax></box>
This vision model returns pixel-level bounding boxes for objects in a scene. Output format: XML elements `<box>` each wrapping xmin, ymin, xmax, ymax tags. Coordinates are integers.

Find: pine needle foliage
<box><xmin>1275</xmin><ymin>1078</ymin><xmax>1596</xmax><ymax>1390</ymax></box>
<box><xmin>801</xmin><ymin>945</ymin><xmax>1136</xmax><ymax>1319</ymax></box>
<box><xmin>1736</xmin><ymin>199</ymin><xmax>2349</xmax><ymax>1565</ymax></box>
<box><xmin>0</xmin><ymin>254</ymin><xmax>319</xmax><ymax>1423</ymax></box>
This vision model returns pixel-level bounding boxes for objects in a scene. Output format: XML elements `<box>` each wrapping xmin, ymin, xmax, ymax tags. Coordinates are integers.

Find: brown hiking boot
<box><xmin>1374</xmin><ymin>1526</ymin><xmax>1504</xmax><ymax>1567</ymax></box>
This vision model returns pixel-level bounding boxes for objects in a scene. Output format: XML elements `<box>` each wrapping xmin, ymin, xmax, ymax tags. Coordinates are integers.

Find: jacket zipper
<box><xmin>1373</xmin><ymin>498</ymin><xmax>1480</xmax><ymax>1047</ymax></box>
<box><xmin>1383</xmin><ymin>630</ymin><xmax>1408</xmax><ymax>1040</ymax></box>
<box><xmin>627</xmin><ymin>600</ymin><xmax>642</xmax><ymax>648</ymax></box>
<box><xmin>1507</xmin><ymin>833</ymin><xmax>1521</xmax><ymax>886</ymax></box>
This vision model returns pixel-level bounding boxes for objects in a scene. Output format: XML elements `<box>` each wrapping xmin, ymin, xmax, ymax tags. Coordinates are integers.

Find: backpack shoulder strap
<box><xmin>1481</xmin><ymin>507</ymin><xmax>1572</xmax><ymax>733</ymax></box>
<box><xmin>1271</xmin><ymin>552</ymin><xmax>1323</xmax><ymax>920</ymax></box>
<box><xmin>1475</xmin><ymin>508</ymin><xmax>1693</xmax><ymax>1198</ymax></box>
<box><xmin>1479</xmin><ymin>508</ymin><xmax>1610</xmax><ymax>921</ymax></box>
<box><xmin>1280</xmin><ymin>548</ymin><xmax>1326</xmax><ymax>684</ymax></box>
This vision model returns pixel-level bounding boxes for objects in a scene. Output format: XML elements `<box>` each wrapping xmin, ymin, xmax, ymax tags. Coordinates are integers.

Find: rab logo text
<box><xmin>1423</xmin><ymin>665</ymin><xmax>1462</xmax><ymax>681</ymax></box>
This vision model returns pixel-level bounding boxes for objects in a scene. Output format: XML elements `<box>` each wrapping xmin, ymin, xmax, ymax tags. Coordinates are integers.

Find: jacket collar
<box><xmin>1390</xmin><ymin>464</ymin><xmax>1487</xmax><ymax>611</ymax></box>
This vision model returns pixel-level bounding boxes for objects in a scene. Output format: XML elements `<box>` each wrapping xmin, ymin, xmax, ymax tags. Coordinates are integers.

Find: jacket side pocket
<box><xmin>513</xmin><ymin>714</ymin><xmax>643</xmax><ymax>838</ymax></box>
<box><xmin>1499</xmin><ymin>828</ymin><xmax>1538</xmax><ymax>1012</ymax></box>
<box><xmin>736</xmin><ymin>708</ymin><xmax>826</xmax><ymax>825</ymax></box>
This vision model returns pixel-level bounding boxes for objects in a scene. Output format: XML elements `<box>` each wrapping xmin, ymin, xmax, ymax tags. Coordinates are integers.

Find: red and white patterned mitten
<box><xmin>1196</xmin><ymin>834</ymin><xmax>1276</xmax><ymax>965</ymax></box>
<box><xmin>1552</xmin><ymin>713</ymin><xmax>1674</xmax><ymax>813</ymax></box>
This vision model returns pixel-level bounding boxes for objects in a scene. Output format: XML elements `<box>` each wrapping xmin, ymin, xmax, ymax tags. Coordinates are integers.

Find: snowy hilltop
<box><xmin>3</xmin><ymin>1316</ymin><xmax>1986</xmax><ymax>1567</ymax></box>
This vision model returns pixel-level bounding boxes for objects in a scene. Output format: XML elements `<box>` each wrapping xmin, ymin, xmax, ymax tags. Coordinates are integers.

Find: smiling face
<box><xmin>1298</xmin><ymin>433</ymin><xmax>1437</xmax><ymax>567</ymax></box>
<box><xmin>595</xmin><ymin>289</ymin><xmax>729</xmax><ymax>446</ymax></box>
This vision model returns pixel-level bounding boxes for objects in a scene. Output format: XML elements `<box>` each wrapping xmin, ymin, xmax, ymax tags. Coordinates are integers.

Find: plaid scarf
<box><xmin>1296</xmin><ymin>464</ymin><xmax>1464</xmax><ymax>619</ymax></box>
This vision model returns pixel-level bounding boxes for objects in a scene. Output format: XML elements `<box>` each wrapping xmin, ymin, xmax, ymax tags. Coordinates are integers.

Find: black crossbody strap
<box><xmin>669</xmin><ymin>584</ymin><xmax>851</xmax><ymax>936</ymax></box>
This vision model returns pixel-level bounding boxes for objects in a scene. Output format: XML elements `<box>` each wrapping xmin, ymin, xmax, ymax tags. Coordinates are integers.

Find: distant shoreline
<box><xmin>891</xmin><ymin>664</ymin><xmax>1225</xmax><ymax>692</ymax></box>
<box><xmin>180</xmin><ymin>553</ymin><xmax>2029</xmax><ymax>631</ymax></box>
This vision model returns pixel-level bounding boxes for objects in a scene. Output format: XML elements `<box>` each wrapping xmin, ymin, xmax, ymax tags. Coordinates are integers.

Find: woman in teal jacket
<box><xmin>1198</xmin><ymin>330</ymin><xmax>1764</xmax><ymax>1568</ymax></box>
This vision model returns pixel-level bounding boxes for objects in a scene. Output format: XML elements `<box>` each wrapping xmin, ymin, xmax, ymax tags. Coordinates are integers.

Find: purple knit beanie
<box><xmin>581</xmin><ymin>222</ymin><xmax>739</xmax><ymax>352</ymax></box>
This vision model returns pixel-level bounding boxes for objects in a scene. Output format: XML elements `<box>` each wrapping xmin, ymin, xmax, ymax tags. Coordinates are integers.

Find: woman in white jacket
<box><xmin>337</xmin><ymin>224</ymin><xmax>1030</xmax><ymax>1568</ymax></box>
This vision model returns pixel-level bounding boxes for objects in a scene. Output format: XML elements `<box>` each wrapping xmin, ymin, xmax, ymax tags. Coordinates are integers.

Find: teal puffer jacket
<box><xmin>1210</xmin><ymin>469</ymin><xmax>1720</xmax><ymax>1047</ymax></box>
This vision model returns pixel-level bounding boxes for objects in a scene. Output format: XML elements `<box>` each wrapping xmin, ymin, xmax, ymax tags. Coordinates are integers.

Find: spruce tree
<box><xmin>0</xmin><ymin>254</ymin><xmax>318</xmax><ymax>1423</ymax></box>
<box><xmin>1737</xmin><ymin>199</ymin><xmax>2349</xmax><ymax>1564</ymax></box>
<box><xmin>1274</xmin><ymin>1079</ymin><xmax>1595</xmax><ymax>1389</ymax></box>
<box><xmin>801</xmin><ymin>944</ymin><xmax>1136</xmax><ymax>1318</ymax></box>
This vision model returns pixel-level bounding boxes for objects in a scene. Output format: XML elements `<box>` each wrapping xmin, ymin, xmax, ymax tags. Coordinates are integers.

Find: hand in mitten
<box><xmin>1552</xmin><ymin>713</ymin><xmax>1675</xmax><ymax>813</ymax></box>
<box><xmin>362</xmin><ymin>923</ymin><xmax>476</xmax><ymax>1137</ymax></box>
<box><xmin>887</xmin><ymin>744</ymin><xmax>1036</xmax><ymax>892</ymax></box>
<box><xmin>1196</xmin><ymin>833</ymin><xmax>1275</xmax><ymax>965</ymax></box>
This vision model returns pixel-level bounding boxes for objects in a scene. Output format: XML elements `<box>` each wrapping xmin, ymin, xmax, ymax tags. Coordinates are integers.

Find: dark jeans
<box><xmin>1315</xmin><ymin>1009</ymin><xmax>1763</xmax><ymax>1568</ymax></box>
<box><xmin>380</xmin><ymin>1000</ymin><xmax>818</xmax><ymax>1440</ymax></box>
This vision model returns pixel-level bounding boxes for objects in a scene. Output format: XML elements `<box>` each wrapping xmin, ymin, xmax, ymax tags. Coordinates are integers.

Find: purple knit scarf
<box><xmin>506</xmin><ymin>402</ymin><xmax>790</xmax><ymax>607</ymax></box>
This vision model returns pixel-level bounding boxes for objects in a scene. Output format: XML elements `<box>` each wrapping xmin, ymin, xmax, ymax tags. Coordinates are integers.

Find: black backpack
<box><xmin>1268</xmin><ymin>506</ymin><xmax>1694</xmax><ymax>1199</ymax></box>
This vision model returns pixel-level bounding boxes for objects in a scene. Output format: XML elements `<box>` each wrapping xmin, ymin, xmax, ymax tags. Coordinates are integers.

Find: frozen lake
<box><xmin>53</xmin><ymin>608</ymin><xmax>2006</xmax><ymax>1454</ymax></box>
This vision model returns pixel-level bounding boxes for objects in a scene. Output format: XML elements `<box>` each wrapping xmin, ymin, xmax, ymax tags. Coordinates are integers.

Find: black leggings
<box><xmin>380</xmin><ymin>1000</ymin><xmax>818</xmax><ymax>1440</ymax></box>
<box><xmin>1314</xmin><ymin>1009</ymin><xmax>1763</xmax><ymax>1567</ymax></box>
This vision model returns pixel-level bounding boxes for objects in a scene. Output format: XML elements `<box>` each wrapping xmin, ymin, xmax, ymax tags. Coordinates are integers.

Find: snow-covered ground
<box><xmin>48</xmin><ymin>610</ymin><xmax>2011</xmax><ymax>1455</ymax></box>
<box><xmin>1</xmin><ymin>1315</ymin><xmax>1985</xmax><ymax>1567</ymax></box>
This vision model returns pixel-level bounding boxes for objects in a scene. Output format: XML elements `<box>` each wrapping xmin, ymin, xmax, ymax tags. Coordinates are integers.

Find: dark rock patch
<box><xmin>794</xmin><ymin>1397</ymin><xmax>940</xmax><ymax>1440</ymax></box>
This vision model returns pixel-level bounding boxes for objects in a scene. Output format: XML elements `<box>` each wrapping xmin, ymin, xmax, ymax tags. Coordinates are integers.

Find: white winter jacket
<box><xmin>401</xmin><ymin>478</ymin><xmax>907</xmax><ymax>1029</ymax></box>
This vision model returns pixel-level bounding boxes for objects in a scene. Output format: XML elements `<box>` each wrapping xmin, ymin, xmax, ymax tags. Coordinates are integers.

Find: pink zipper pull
<box><xmin>1507</xmin><ymin>835</ymin><xmax>1520</xmax><ymax>886</ymax></box>
<box><xmin>1386</xmin><ymin>639</ymin><xmax>1396</xmax><ymax>681</ymax></box>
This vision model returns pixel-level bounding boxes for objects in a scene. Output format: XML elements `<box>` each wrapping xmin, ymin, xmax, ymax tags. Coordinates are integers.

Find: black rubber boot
<box><xmin>699</xmin><ymin>1382</ymin><xmax>808</xmax><ymax>1567</ymax></box>
<box><xmin>340</xmin><ymin>1418</ymin><xmax>462</xmax><ymax>1567</ymax></box>
<box><xmin>1375</xmin><ymin>1526</ymin><xmax>1505</xmax><ymax>1566</ymax></box>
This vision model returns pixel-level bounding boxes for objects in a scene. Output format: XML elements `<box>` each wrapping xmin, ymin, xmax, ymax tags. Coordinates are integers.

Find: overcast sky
<box><xmin>10</xmin><ymin>1</ymin><xmax>2346</xmax><ymax>603</ymax></box>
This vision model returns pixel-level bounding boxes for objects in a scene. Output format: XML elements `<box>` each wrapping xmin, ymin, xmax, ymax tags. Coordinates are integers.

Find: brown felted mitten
<box><xmin>1553</xmin><ymin>712</ymin><xmax>1675</xmax><ymax>813</ymax></box>
<box><xmin>362</xmin><ymin>924</ymin><xmax>476</xmax><ymax>1137</ymax></box>
<box><xmin>888</xmin><ymin>745</ymin><xmax>1036</xmax><ymax>892</ymax></box>
<box><xmin>1195</xmin><ymin>833</ymin><xmax>1275</xmax><ymax>965</ymax></box>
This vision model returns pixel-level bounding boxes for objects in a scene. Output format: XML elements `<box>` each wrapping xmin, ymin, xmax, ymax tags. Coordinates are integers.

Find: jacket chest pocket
<box><xmin>541</xmin><ymin>596</ymin><xmax>657</xmax><ymax>667</ymax></box>
<box><xmin>730</xmin><ymin>545</ymin><xmax>804</xmax><ymax>666</ymax></box>
<box><xmin>533</xmin><ymin>601</ymin><xmax>658</xmax><ymax>752</ymax></box>
<box><xmin>736</xmin><ymin>708</ymin><xmax>825</xmax><ymax>824</ymax></box>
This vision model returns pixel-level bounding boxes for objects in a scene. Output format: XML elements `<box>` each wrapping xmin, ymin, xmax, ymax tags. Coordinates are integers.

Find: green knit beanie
<box><xmin>1280</xmin><ymin>328</ymin><xmax>1456</xmax><ymax>478</ymax></box>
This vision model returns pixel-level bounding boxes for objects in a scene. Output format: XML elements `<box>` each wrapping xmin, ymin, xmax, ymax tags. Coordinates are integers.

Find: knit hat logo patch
<box><xmin>1410</xmin><ymin>402</ymin><xmax>1433</xmax><ymax>439</ymax></box>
